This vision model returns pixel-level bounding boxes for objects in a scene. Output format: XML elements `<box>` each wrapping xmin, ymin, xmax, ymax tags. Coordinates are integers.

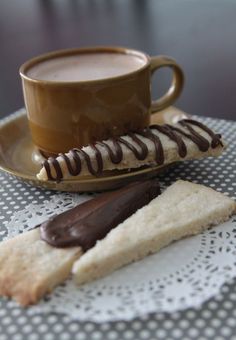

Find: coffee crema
<box><xmin>27</xmin><ymin>53</ymin><xmax>146</xmax><ymax>82</ymax></box>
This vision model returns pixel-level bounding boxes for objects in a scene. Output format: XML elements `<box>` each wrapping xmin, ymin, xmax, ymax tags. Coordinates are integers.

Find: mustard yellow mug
<box><xmin>20</xmin><ymin>46</ymin><xmax>184</xmax><ymax>155</ymax></box>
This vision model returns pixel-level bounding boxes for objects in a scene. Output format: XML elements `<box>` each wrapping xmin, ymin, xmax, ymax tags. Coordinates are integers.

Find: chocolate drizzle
<box><xmin>139</xmin><ymin>128</ymin><xmax>164</xmax><ymax>164</ymax></box>
<box><xmin>180</xmin><ymin>119</ymin><xmax>223</xmax><ymax>149</ymax></box>
<box><xmin>59</xmin><ymin>150</ymin><xmax>81</xmax><ymax>176</ymax></box>
<box><xmin>40</xmin><ymin>180</ymin><xmax>161</xmax><ymax>250</ymax></box>
<box><xmin>118</xmin><ymin>132</ymin><xmax>149</xmax><ymax>160</ymax></box>
<box><xmin>80</xmin><ymin>144</ymin><xmax>103</xmax><ymax>176</ymax></box>
<box><xmin>97</xmin><ymin>139</ymin><xmax>123</xmax><ymax>164</ymax></box>
<box><xmin>43</xmin><ymin>157</ymin><xmax>63</xmax><ymax>181</ymax></box>
<box><xmin>150</xmin><ymin>124</ymin><xmax>187</xmax><ymax>158</ymax></box>
<box><xmin>42</xmin><ymin>119</ymin><xmax>223</xmax><ymax>182</ymax></box>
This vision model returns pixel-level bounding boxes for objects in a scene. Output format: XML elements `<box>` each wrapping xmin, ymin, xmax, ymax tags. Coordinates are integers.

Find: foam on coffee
<box><xmin>27</xmin><ymin>53</ymin><xmax>146</xmax><ymax>82</ymax></box>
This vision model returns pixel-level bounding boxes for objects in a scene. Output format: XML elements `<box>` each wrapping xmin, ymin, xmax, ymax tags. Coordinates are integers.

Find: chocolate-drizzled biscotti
<box><xmin>37</xmin><ymin>119</ymin><xmax>225</xmax><ymax>181</ymax></box>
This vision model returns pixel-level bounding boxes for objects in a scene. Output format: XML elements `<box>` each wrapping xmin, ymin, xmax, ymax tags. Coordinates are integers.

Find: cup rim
<box><xmin>19</xmin><ymin>46</ymin><xmax>150</xmax><ymax>85</ymax></box>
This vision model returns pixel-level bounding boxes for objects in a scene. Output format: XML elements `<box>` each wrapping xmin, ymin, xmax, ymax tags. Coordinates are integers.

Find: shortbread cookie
<box><xmin>0</xmin><ymin>180</ymin><xmax>159</xmax><ymax>305</ymax></box>
<box><xmin>0</xmin><ymin>229</ymin><xmax>82</xmax><ymax>305</ymax></box>
<box><xmin>72</xmin><ymin>180</ymin><xmax>236</xmax><ymax>285</ymax></box>
<box><xmin>37</xmin><ymin>119</ymin><xmax>225</xmax><ymax>182</ymax></box>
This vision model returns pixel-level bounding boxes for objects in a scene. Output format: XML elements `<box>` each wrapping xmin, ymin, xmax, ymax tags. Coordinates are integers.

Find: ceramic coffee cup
<box><xmin>20</xmin><ymin>46</ymin><xmax>184</xmax><ymax>156</ymax></box>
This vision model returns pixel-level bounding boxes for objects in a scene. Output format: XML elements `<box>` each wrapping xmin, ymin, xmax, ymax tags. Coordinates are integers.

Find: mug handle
<box><xmin>150</xmin><ymin>55</ymin><xmax>184</xmax><ymax>113</ymax></box>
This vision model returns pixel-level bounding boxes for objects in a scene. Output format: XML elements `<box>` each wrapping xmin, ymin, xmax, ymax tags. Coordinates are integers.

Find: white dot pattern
<box><xmin>0</xmin><ymin>113</ymin><xmax>236</xmax><ymax>339</ymax></box>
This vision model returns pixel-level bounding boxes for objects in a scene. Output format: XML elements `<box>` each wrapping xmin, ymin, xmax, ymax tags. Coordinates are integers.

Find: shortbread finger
<box><xmin>37</xmin><ymin>119</ymin><xmax>225</xmax><ymax>181</ymax></box>
<box><xmin>0</xmin><ymin>229</ymin><xmax>82</xmax><ymax>305</ymax></box>
<box><xmin>72</xmin><ymin>180</ymin><xmax>236</xmax><ymax>285</ymax></box>
<box><xmin>0</xmin><ymin>180</ymin><xmax>159</xmax><ymax>306</ymax></box>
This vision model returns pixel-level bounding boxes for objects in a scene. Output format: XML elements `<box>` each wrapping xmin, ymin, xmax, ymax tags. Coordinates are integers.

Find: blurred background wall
<box><xmin>0</xmin><ymin>0</ymin><xmax>235</xmax><ymax>119</ymax></box>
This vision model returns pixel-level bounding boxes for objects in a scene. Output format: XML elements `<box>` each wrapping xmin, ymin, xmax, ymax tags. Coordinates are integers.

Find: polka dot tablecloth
<box><xmin>0</xmin><ymin>114</ymin><xmax>236</xmax><ymax>340</ymax></box>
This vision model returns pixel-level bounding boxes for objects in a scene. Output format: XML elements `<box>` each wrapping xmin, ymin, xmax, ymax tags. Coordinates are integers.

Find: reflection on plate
<box><xmin>0</xmin><ymin>106</ymin><xmax>188</xmax><ymax>192</ymax></box>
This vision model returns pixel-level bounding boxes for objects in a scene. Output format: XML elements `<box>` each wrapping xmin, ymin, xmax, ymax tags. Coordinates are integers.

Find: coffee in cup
<box><xmin>27</xmin><ymin>52</ymin><xmax>146</xmax><ymax>82</ymax></box>
<box><xmin>20</xmin><ymin>47</ymin><xmax>184</xmax><ymax>156</ymax></box>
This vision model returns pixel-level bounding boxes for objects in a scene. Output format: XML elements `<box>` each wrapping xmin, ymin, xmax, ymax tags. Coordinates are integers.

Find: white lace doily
<box><xmin>4</xmin><ymin>192</ymin><xmax>236</xmax><ymax>322</ymax></box>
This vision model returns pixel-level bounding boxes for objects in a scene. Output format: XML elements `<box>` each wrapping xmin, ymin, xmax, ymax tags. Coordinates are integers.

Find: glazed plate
<box><xmin>0</xmin><ymin>106</ymin><xmax>188</xmax><ymax>192</ymax></box>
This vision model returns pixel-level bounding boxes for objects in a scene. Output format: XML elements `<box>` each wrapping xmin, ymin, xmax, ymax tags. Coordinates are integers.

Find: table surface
<box><xmin>0</xmin><ymin>0</ymin><xmax>236</xmax><ymax>121</ymax></box>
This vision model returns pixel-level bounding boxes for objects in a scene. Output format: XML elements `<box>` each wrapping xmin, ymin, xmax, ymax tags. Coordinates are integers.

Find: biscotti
<box><xmin>72</xmin><ymin>180</ymin><xmax>236</xmax><ymax>285</ymax></box>
<box><xmin>37</xmin><ymin>119</ymin><xmax>225</xmax><ymax>181</ymax></box>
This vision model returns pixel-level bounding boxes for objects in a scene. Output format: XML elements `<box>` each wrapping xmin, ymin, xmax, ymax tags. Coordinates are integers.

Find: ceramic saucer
<box><xmin>0</xmin><ymin>106</ymin><xmax>188</xmax><ymax>192</ymax></box>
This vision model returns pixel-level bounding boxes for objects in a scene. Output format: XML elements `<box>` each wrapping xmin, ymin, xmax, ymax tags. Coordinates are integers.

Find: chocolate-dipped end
<box><xmin>40</xmin><ymin>179</ymin><xmax>161</xmax><ymax>251</ymax></box>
